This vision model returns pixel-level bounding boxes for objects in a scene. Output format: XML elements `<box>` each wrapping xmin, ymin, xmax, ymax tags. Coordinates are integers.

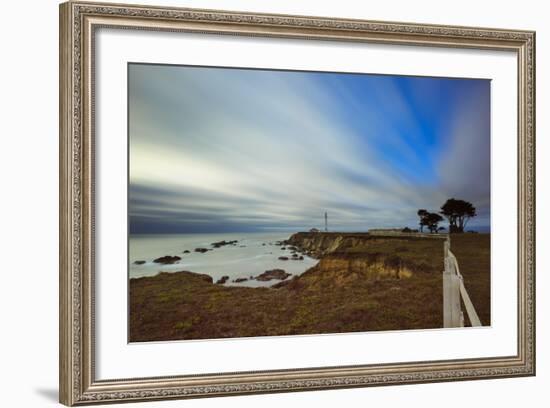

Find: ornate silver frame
<box><xmin>59</xmin><ymin>1</ymin><xmax>536</xmax><ymax>405</ymax></box>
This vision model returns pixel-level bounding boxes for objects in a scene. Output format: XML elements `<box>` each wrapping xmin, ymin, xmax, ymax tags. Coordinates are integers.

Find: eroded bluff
<box><xmin>276</xmin><ymin>232</ymin><xmax>436</xmax><ymax>288</ymax></box>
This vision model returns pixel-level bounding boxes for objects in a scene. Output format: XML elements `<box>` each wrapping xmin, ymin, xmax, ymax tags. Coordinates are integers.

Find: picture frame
<box><xmin>59</xmin><ymin>1</ymin><xmax>536</xmax><ymax>405</ymax></box>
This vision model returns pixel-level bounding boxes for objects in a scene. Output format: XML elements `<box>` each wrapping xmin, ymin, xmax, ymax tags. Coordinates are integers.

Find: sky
<box><xmin>128</xmin><ymin>63</ymin><xmax>491</xmax><ymax>234</ymax></box>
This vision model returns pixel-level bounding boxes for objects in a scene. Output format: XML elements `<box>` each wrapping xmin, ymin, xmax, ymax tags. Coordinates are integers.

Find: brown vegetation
<box><xmin>450</xmin><ymin>234</ymin><xmax>491</xmax><ymax>325</ymax></box>
<box><xmin>129</xmin><ymin>233</ymin><xmax>490</xmax><ymax>342</ymax></box>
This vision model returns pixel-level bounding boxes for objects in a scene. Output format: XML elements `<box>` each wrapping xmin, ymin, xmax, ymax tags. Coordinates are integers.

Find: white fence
<box><xmin>443</xmin><ymin>237</ymin><xmax>482</xmax><ymax>327</ymax></box>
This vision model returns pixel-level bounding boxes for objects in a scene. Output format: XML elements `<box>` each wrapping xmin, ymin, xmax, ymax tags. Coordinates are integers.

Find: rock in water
<box><xmin>211</xmin><ymin>240</ymin><xmax>238</xmax><ymax>248</ymax></box>
<box><xmin>255</xmin><ymin>269</ymin><xmax>291</xmax><ymax>281</ymax></box>
<box><xmin>133</xmin><ymin>260</ymin><xmax>146</xmax><ymax>265</ymax></box>
<box><xmin>153</xmin><ymin>255</ymin><xmax>181</xmax><ymax>264</ymax></box>
<box><xmin>216</xmin><ymin>276</ymin><xmax>229</xmax><ymax>284</ymax></box>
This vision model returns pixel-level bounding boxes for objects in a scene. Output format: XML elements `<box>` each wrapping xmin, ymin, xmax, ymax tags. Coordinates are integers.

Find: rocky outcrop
<box><xmin>133</xmin><ymin>260</ymin><xmax>146</xmax><ymax>265</ymax></box>
<box><xmin>255</xmin><ymin>269</ymin><xmax>291</xmax><ymax>281</ymax></box>
<box><xmin>286</xmin><ymin>232</ymin><xmax>419</xmax><ymax>258</ymax></box>
<box><xmin>194</xmin><ymin>248</ymin><xmax>210</xmax><ymax>253</ymax></box>
<box><xmin>211</xmin><ymin>240</ymin><xmax>238</xmax><ymax>248</ymax></box>
<box><xmin>267</xmin><ymin>232</ymin><xmax>441</xmax><ymax>291</ymax></box>
<box><xmin>285</xmin><ymin>232</ymin><xmax>358</xmax><ymax>257</ymax></box>
<box><xmin>216</xmin><ymin>276</ymin><xmax>229</xmax><ymax>284</ymax></box>
<box><xmin>153</xmin><ymin>255</ymin><xmax>181</xmax><ymax>264</ymax></box>
<box><xmin>314</xmin><ymin>253</ymin><xmax>413</xmax><ymax>281</ymax></box>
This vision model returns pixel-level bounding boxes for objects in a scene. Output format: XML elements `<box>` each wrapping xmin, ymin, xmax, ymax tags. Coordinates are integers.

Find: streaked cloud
<box><xmin>129</xmin><ymin>64</ymin><xmax>490</xmax><ymax>233</ymax></box>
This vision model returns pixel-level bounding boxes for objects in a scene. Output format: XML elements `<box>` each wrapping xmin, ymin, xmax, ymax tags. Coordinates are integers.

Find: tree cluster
<box><xmin>440</xmin><ymin>198</ymin><xmax>477</xmax><ymax>233</ymax></box>
<box><xmin>417</xmin><ymin>199</ymin><xmax>477</xmax><ymax>234</ymax></box>
<box><xmin>417</xmin><ymin>209</ymin><xmax>444</xmax><ymax>233</ymax></box>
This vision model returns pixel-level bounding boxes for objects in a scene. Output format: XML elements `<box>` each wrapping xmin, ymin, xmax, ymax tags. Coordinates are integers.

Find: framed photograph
<box><xmin>59</xmin><ymin>1</ymin><xmax>536</xmax><ymax>405</ymax></box>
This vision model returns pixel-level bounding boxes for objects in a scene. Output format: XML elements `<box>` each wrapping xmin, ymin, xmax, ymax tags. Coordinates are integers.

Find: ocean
<box><xmin>129</xmin><ymin>232</ymin><xmax>318</xmax><ymax>287</ymax></box>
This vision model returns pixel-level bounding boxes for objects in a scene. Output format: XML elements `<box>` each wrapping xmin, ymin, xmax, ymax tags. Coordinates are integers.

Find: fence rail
<box><xmin>443</xmin><ymin>237</ymin><xmax>482</xmax><ymax>328</ymax></box>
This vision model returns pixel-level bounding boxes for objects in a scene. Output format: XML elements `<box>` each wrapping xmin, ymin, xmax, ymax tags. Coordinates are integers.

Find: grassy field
<box><xmin>129</xmin><ymin>234</ymin><xmax>490</xmax><ymax>342</ymax></box>
<box><xmin>451</xmin><ymin>234</ymin><xmax>491</xmax><ymax>325</ymax></box>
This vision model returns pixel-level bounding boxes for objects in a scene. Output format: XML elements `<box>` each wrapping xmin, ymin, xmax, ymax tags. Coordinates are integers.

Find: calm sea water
<box><xmin>129</xmin><ymin>232</ymin><xmax>318</xmax><ymax>287</ymax></box>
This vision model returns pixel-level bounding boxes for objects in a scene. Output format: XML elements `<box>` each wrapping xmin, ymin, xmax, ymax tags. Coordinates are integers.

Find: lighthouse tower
<box><xmin>324</xmin><ymin>212</ymin><xmax>328</xmax><ymax>232</ymax></box>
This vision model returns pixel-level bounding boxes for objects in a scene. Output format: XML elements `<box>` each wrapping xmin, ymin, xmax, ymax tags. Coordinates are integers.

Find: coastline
<box><xmin>129</xmin><ymin>232</ymin><xmax>318</xmax><ymax>285</ymax></box>
<box><xmin>129</xmin><ymin>232</ymin><xmax>491</xmax><ymax>342</ymax></box>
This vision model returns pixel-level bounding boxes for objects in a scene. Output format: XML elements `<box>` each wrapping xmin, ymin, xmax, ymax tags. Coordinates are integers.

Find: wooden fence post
<box><xmin>443</xmin><ymin>237</ymin><xmax>463</xmax><ymax>328</ymax></box>
<box><xmin>443</xmin><ymin>238</ymin><xmax>452</xmax><ymax>327</ymax></box>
